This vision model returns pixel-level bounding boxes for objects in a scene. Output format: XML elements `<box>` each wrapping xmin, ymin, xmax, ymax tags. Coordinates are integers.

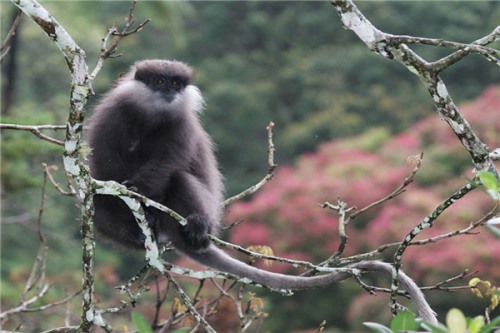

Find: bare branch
<box><xmin>11</xmin><ymin>0</ymin><xmax>95</xmax><ymax>330</ymax></box>
<box><xmin>224</xmin><ymin>121</ymin><xmax>277</xmax><ymax>206</ymax></box>
<box><xmin>391</xmin><ymin>181</ymin><xmax>478</xmax><ymax>315</ymax></box>
<box><xmin>318</xmin><ymin>198</ymin><xmax>353</xmax><ymax>260</ymax></box>
<box><xmin>0</xmin><ymin>9</ymin><xmax>22</xmax><ymax>64</ymax></box>
<box><xmin>43</xmin><ymin>164</ymin><xmax>76</xmax><ymax>196</ymax></box>
<box><xmin>89</xmin><ymin>0</ymin><xmax>150</xmax><ymax>81</ymax></box>
<box><xmin>330</xmin><ymin>0</ymin><xmax>498</xmax><ymax>317</ymax></box>
<box><xmin>308</xmin><ymin>154</ymin><xmax>424</xmax><ymax>273</ymax></box>
<box><xmin>339</xmin><ymin>207</ymin><xmax>496</xmax><ymax>265</ymax></box>
<box><xmin>432</xmin><ymin>26</ymin><xmax>500</xmax><ymax>70</ymax></box>
<box><xmin>163</xmin><ymin>271</ymin><xmax>216</xmax><ymax>333</ymax></box>
<box><xmin>423</xmin><ymin>269</ymin><xmax>479</xmax><ymax>292</ymax></box>
<box><xmin>331</xmin><ymin>0</ymin><xmax>499</xmax><ymax>181</ymax></box>
<box><xmin>0</xmin><ymin>172</ymin><xmax>81</xmax><ymax>324</ymax></box>
<box><xmin>351</xmin><ymin>153</ymin><xmax>424</xmax><ymax>219</ymax></box>
<box><xmin>490</xmin><ymin>148</ymin><xmax>500</xmax><ymax>161</ymax></box>
<box><xmin>384</xmin><ymin>34</ymin><xmax>500</xmax><ymax>68</ymax></box>
<box><xmin>0</xmin><ymin>123</ymin><xmax>66</xmax><ymax>145</ymax></box>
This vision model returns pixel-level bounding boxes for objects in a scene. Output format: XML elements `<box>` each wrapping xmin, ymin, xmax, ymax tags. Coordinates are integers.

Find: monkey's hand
<box><xmin>182</xmin><ymin>215</ymin><xmax>211</xmax><ymax>251</ymax></box>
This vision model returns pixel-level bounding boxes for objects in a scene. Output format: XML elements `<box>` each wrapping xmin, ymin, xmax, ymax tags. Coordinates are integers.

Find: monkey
<box><xmin>86</xmin><ymin>59</ymin><xmax>437</xmax><ymax>324</ymax></box>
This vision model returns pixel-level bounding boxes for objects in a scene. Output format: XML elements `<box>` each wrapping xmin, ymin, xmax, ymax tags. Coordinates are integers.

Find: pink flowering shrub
<box><xmin>225</xmin><ymin>86</ymin><xmax>500</xmax><ymax>283</ymax></box>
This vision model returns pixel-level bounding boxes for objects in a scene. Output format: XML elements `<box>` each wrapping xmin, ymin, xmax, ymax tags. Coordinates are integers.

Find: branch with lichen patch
<box><xmin>390</xmin><ymin>181</ymin><xmax>478</xmax><ymax>316</ymax></box>
<box><xmin>330</xmin><ymin>0</ymin><xmax>499</xmax><ymax>181</ymax></box>
<box><xmin>384</xmin><ymin>33</ymin><xmax>500</xmax><ymax>68</ymax></box>
<box><xmin>10</xmin><ymin>0</ymin><xmax>151</xmax><ymax>330</ymax></box>
<box><xmin>163</xmin><ymin>271</ymin><xmax>216</xmax><ymax>333</ymax></box>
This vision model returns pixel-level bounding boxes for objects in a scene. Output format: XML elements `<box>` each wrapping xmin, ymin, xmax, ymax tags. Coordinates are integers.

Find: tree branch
<box><xmin>224</xmin><ymin>121</ymin><xmax>277</xmax><ymax>206</ymax></box>
<box><xmin>331</xmin><ymin>0</ymin><xmax>499</xmax><ymax>317</ymax></box>
<box><xmin>0</xmin><ymin>9</ymin><xmax>22</xmax><ymax>64</ymax></box>
<box><xmin>10</xmin><ymin>0</ymin><xmax>149</xmax><ymax>330</ymax></box>
<box><xmin>0</xmin><ymin>123</ymin><xmax>66</xmax><ymax>145</ymax></box>
<box><xmin>331</xmin><ymin>0</ymin><xmax>499</xmax><ymax>180</ymax></box>
<box><xmin>88</xmin><ymin>0</ymin><xmax>150</xmax><ymax>81</ymax></box>
<box><xmin>390</xmin><ymin>181</ymin><xmax>477</xmax><ymax>315</ymax></box>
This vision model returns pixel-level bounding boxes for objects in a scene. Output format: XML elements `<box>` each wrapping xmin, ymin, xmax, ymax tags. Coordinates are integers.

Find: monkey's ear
<box><xmin>114</xmin><ymin>72</ymin><xmax>127</xmax><ymax>84</ymax></box>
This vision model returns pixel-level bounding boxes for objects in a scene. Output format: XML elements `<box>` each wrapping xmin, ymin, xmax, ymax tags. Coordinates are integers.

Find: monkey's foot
<box><xmin>183</xmin><ymin>215</ymin><xmax>211</xmax><ymax>251</ymax></box>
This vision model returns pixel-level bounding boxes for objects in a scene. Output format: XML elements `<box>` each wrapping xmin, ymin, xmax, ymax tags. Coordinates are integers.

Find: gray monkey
<box><xmin>86</xmin><ymin>59</ymin><xmax>437</xmax><ymax>324</ymax></box>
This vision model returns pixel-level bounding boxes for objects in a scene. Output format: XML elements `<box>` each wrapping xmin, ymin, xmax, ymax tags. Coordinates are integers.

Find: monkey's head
<box><xmin>115</xmin><ymin>59</ymin><xmax>204</xmax><ymax>117</ymax></box>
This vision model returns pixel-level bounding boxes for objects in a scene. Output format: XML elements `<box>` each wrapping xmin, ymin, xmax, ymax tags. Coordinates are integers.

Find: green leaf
<box><xmin>131</xmin><ymin>311</ymin><xmax>154</xmax><ymax>333</ymax></box>
<box><xmin>390</xmin><ymin>311</ymin><xmax>418</xmax><ymax>331</ymax></box>
<box><xmin>447</xmin><ymin>308</ymin><xmax>467</xmax><ymax>333</ymax></box>
<box><xmin>466</xmin><ymin>315</ymin><xmax>485</xmax><ymax>333</ymax></box>
<box><xmin>478</xmin><ymin>316</ymin><xmax>500</xmax><ymax>333</ymax></box>
<box><xmin>478</xmin><ymin>171</ymin><xmax>500</xmax><ymax>200</ymax></box>
<box><xmin>478</xmin><ymin>171</ymin><xmax>499</xmax><ymax>191</ymax></box>
<box><xmin>363</xmin><ymin>322</ymin><xmax>394</xmax><ymax>333</ymax></box>
<box><xmin>421</xmin><ymin>321</ymin><xmax>450</xmax><ymax>333</ymax></box>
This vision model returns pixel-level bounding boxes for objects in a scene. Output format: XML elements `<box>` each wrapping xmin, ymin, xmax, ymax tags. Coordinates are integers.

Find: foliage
<box><xmin>365</xmin><ymin>309</ymin><xmax>500</xmax><ymax>333</ymax></box>
<box><xmin>1</xmin><ymin>1</ymin><xmax>498</xmax><ymax>194</ymax></box>
<box><xmin>132</xmin><ymin>311</ymin><xmax>154</xmax><ymax>333</ymax></box>
<box><xmin>469</xmin><ymin>278</ymin><xmax>500</xmax><ymax>312</ymax></box>
<box><xmin>478</xmin><ymin>171</ymin><xmax>500</xmax><ymax>202</ymax></box>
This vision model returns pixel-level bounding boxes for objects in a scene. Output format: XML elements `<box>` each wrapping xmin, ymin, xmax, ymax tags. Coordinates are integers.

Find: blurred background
<box><xmin>1</xmin><ymin>1</ymin><xmax>499</xmax><ymax>332</ymax></box>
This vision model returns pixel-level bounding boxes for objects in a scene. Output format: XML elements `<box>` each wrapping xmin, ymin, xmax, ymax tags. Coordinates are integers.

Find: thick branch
<box><xmin>331</xmin><ymin>0</ymin><xmax>499</xmax><ymax>180</ymax></box>
<box><xmin>11</xmin><ymin>0</ymin><xmax>95</xmax><ymax>331</ymax></box>
<box><xmin>390</xmin><ymin>181</ymin><xmax>477</xmax><ymax>315</ymax></box>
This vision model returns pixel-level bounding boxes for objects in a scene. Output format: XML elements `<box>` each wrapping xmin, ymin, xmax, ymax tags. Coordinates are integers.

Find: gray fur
<box><xmin>86</xmin><ymin>59</ymin><xmax>437</xmax><ymax>324</ymax></box>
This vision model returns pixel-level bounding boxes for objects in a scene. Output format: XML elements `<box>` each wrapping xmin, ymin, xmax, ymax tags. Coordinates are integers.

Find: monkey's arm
<box><xmin>124</xmin><ymin>158</ymin><xmax>178</xmax><ymax>201</ymax></box>
<box><xmin>143</xmin><ymin>168</ymin><xmax>220</xmax><ymax>253</ymax></box>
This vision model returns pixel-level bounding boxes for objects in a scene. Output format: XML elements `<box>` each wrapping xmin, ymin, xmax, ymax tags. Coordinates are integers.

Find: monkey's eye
<box><xmin>171</xmin><ymin>77</ymin><xmax>184</xmax><ymax>91</ymax></box>
<box><xmin>153</xmin><ymin>77</ymin><xmax>167</xmax><ymax>87</ymax></box>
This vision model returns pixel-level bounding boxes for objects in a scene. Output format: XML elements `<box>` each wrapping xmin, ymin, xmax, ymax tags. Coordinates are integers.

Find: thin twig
<box><xmin>224</xmin><ymin>121</ymin><xmax>277</xmax><ymax>206</ymax></box>
<box><xmin>0</xmin><ymin>9</ymin><xmax>22</xmax><ymax>63</ymax></box>
<box><xmin>89</xmin><ymin>0</ymin><xmax>150</xmax><ymax>81</ymax></box>
<box><xmin>163</xmin><ymin>272</ymin><xmax>216</xmax><ymax>333</ymax></box>
<box><xmin>423</xmin><ymin>269</ymin><xmax>479</xmax><ymax>292</ymax></box>
<box><xmin>339</xmin><ymin>207</ymin><xmax>496</xmax><ymax>265</ymax></box>
<box><xmin>0</xmin><ymin>123</ymin><xmax>66</xmax><ymax>146</ymax></box>
<box><xmin>208</xmin><ymin>235</ymin><xmax>318</xmax><ymax>271</ymax></box>
<box><xmin>319</xmin><ymin>198</ymin><xmax>354</xmax><ymax>261</ymax></box>
<box><xmin>351</xmin><ymin>153</ymin><xmax>424</xmax><ymax>219</ymax></box>
<box><xmin>43</xmin><ymin>164</ymin><xmax>76</xmax><ymax>196</ymax></box>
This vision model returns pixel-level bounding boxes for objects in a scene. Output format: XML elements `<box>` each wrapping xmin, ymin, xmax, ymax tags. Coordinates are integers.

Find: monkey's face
<box><xmin>135</xmin><ymin>72</ymin><xmax>188</xmax><ymax>103</ymax></box>
<box><xmin>113</xmin><ymin>60</ymin><xmax>204</xmax><ymax>118</ymax></box>
<box><xmin>133</xmin><ymin>59</ymin><xmax>193</xmax><ymax>101</ymax></box>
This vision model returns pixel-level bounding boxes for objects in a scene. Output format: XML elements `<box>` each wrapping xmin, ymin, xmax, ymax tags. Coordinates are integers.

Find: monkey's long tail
<box><xmin>186</xmin><ymin>245</ymin><xmax>437</xmax><ymax>324</ymax></box>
